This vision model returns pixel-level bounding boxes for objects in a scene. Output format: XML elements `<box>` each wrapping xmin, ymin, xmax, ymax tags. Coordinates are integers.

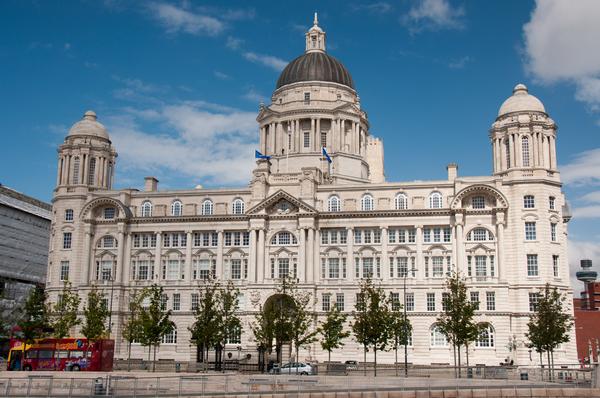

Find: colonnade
<box><xmin>260</xmin><ymin>117</ymin><xmax>366</xmax><ymax>157</ymax></box>
<box><xmin>492</xmin><ymin>131</ymin><xmax>557</xmax><ymax>173</ymax></box>
<box><xmin>57</xmin><ymin>152</ymin><xmax>114</xmax><ymax>188</ymax></box>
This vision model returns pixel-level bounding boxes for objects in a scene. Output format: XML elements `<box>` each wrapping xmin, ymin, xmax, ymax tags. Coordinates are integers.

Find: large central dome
<box><xmin>275</xmin><ymin>14</ymin><xmax>354</xmax><ymax>90</ymax></box>
<box><xmin>276</xmin><ymin>52</ymin><xmax>355</xmax><ymax>89</ymax></box>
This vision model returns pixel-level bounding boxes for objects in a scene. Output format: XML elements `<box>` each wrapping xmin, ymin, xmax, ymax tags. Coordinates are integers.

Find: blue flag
<box><xmin>255</xmin><ymin>150</ymin><xmax>271</xmax><ymax>160</ymax></box>
<box><xmin>322</xmin><ymin>147</ymin><xmax>332</xmax><ymax>163</ymax></box>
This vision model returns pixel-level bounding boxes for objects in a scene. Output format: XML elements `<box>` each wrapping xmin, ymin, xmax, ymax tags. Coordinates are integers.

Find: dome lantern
<box><xmin>305</xmin><ymin>12</ymin><xmax>326</xmax><ymax>53</ymax></box>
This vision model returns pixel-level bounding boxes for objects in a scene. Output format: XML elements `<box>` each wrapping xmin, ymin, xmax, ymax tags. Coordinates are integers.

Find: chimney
<box><xmin>447</xmin><ymin>163</ymin><xmax>458</xmax><ymax>181</ymax></box>
<box><xmin>144</xmin><ymin>177</ymin><xmax>158</xmax><ymax>192</ymax></box>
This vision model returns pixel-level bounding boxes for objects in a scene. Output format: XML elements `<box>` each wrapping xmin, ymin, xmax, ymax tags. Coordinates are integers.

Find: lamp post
<box><xmin>108</xmin><ymin>271</ymin><xmax>115</xmax><ymax>338</ymax></box>
<box><xmin>403</xmin><ymin>266</ymin><xmax>418</xmax><ymax>377</ymax></box>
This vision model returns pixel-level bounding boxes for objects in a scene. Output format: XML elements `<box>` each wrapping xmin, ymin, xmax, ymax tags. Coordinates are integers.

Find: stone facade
<box><xmin>45</xmin><ymin>17</ymin><xmax>576</xmax><ymax>366</ymax></box>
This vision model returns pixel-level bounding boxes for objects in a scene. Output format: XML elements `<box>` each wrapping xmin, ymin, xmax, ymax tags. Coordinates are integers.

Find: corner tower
<box><xmin>490</xmin><ymin>84</ymin><xmax>559</xmax><ymax>180</ymax></box>
<box><xmin>55</xmin><ymin>111</ymin><xmax>117</xmax><ymax>193</ymax></box>
<box><xmin>256</xmin><ymin>14</ymin><xmax>378</xmax><ymax>185</ymax></box>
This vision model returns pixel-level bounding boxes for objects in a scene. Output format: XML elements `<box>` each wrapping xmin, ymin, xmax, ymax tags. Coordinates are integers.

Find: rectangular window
<box><xmin>408</xmin><ymin>229</ymin><xmax>416</xmax><ymax>243</ymax></box>
<box><xmin>472</xmin><ymin>196</ymin><xmax>485</xmax><ymax>209</ymax></box>
<box><xmin>427</xmin><ymin>293</ymin><xmax>435</xmax><ymax>311</ymax></box>
<box><xmin>278</xmin><ymin>258</ymin><xmax>289</xmax><ymax>278</ymax></box>
<box><xmin>167</xmin><ymin>260</ymin><xmax>180</xmax><ymax>280</ymax></box>
<box><xmin>322</xmin><ymin>294</ymin><xmax>330</xmax><ymax>311</ymax></box>
<box><xmin>553</xmin><ymin>255</ymin><xmax>559</xmax><ymax>277</ymax></box>
<box><xmin>225</xmin><ymin>232</ymin><xmax>232</xmax><ymax>246</ymax></box>
<box><xmin>529</xmin><ymin>292</ymin><xmax>540</xmax><ymax>312</ymax></box>
<box><xmin>137</xmin><ymin>261</ymin><xmax>150</xmax><ymax>280</ymax></box>
<box><xmin>442</xmin><ymin>292</ymin><xmax>449</xmax><ymax>311</ymax></box>
<box><xmin>191</xmin><ymin>293</ymin><xmax>199</xmax><ymax>311</ymax></box>
<box><xmin>243</xmin><ymin>232</ymin><xmax>250</xmax><ymax>246</ymax></box>
<box><xmin>470</xmin><ymin>291</ymin><xmax>480</xmax><ymax>310</ymax></box>
<box><xmin>100</xmin><ymin>261</ymin><xmax>112</xmax><ymax>281</ymax></box>
<box><xmin>233</xmin><ymin>232</ymin><xmax>241</xmax><ymax>246</ymax></box>
<box><xmin>397</xmin><ymin>257</ymin><xmax>408</xmax><ymax>278</ymax></box>
<box><xmin>525</xmin><ymin>222</ymin><xmax>537</xmax><ymax>240</ymax></box>
<box><xmin>65</xmin><ymin>209</ymin><xmax>73</xmax><ymax>221</ymax></box>
<box><xmin>549</xmin><ymin>196</ymin><xmax>556</xmax><ymax>210</ymax></box>
<box><xmin>340</xmin><ymin>230</ymin><xmax>347</xmax><ymax>244</ymax></box>
<box><xmin>527</xmin><ymin>254</ymin><xmax>538</xmax><ymax>276</ymax></box>
<box><xmin>524</xmin><ymin>195</ymin><xmax>535</xmax><ymax>209</ymax></box>
<box><xmin>60</xmin><ymin>261</ymin><xmax>70</xmax><ymax>281</ymax></box>
<box><xmin>231</xmin><ymin>259</ymin><xmax>242</xmax><ymax>279</ymax></box>
<box><xmin>475</xmin><ymin>256</ymin><xmax>487</xmax><ymax>277</ymax></box>
<box><xmin>373</xmin><ymin>229</ymin><xmax>381</xmax><ymax>244</ymax></box>
<box><xmin>172</xmin><ymin>293</ymin><xmax>181</xmax><ymax>311</ymax></box>
<box><xmin>405</xmin><ymin>293</ymin><xmax>415</xmax><ymax>311</ymax></box>
<box><xmin>362</xmin><ymin>258</ymin><xmax>373</xmax><ymax>278</ymax></box>
<box><xmin>321</xmin><ymin>132</ymin><xmax>327</xmax><ymax>148</ymax></box>
<box><xmin>335</xmin><ymin>293</ymin><xmax>344</xmax><ymax>311</ymax></box>
<box><xmin>328</xmin><ymin>258</ymin><xmax>340</xmax><ymax>279</ymax></box>
<box><xmin>432</xmin><ymin>257</ymin><xmax>444</xmax><ymax>277</ymax></box>
<box><xmin>443</xmin><ymin>227</ymin><xmax>451</xmax><ymax>242</ymax></box>
<box><xmin>193</xmin><ymin>259</ymin><xmax>211</xmax><ymax>280</ymax></box>
<box><xmin>390</xmin><ymin>293</ymin><xmax>400</xmax><ymax>311</ymax></box>
<box><xmin>551</xmin><ymin>223</ymin><xmax>557</xmax><ymax>242</ymax></box>
<box><xmin>423</xmin><ymin>228</ymin><xmax>431</xmax><ymax>243</ymax></box>
<box><xmin>63</xmin><ymin>232</ymin><xmax>72</xmax><ymax>249</ymax></box>
<box><xmin>433</xmin><ymin>227</ymin><xmax>441</xmax><ymax>243</ymax></box>
<box><xmin>160</xmin><ymin>294</ymin><xmax>168</xmax><ymax>311</ymax></box>
<box><xmin>303</xmin><ymin>132</ymin><xmax>310</xmax><ymax>148</ymax></box>
<box><xmin>103</xmin><ymin>207</ymin><xmax>116</xmax><ymax>219</ymax></box>
<box><xmin>388</xmin><ymin>229</ymin><xmax>396</xmax><ymax>244</ymax></box>
<box><xmin>304</xmin><ymin>92</ymin><xmax>310</xmax><ymax>105</ymax></box>
<box><xmin>486</xmin><ymin>291</ymin><xmax>496</xmax><ymax>311</ymax></box>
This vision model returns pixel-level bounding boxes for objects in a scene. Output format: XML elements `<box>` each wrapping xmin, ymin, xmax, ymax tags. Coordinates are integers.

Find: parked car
<box><xmin>270</xmin><ymin>362</ymin><xmax>314</xmax><ymax>375</ymax></box>
<box><xmin>344</xmin><ymin>360</ymin><xmax>359</xmax><ymax>370</ymax></box>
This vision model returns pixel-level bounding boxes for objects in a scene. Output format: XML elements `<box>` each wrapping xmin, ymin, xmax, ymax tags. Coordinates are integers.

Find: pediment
<box><xmin>246</xmin><ymin>189</ymin><xmax>317</xmax><ymax>215</ymax></box>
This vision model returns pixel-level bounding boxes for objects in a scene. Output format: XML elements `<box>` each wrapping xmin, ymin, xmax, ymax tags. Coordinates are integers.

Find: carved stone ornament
<box><xmin>249</xmin><ymin>290</ymin><xmax>261</xmax><ymax>307</ymax></box>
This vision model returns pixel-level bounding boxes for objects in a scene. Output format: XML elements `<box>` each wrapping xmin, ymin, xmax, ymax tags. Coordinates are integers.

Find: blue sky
<box><xmin>1</xmin><ymin>0</ymin><xmax>599</xmax><ymax>284</ymax></box>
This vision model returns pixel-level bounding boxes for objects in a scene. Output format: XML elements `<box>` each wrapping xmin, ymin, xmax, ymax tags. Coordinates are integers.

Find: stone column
<box><xmin>257</xmin><ymin>229</ymin><xmax>265</xmax><ymax>282</ymax></box>
<box><xmin>381</xmin><ymin>227</ymin><xmax>389</xmax><ymax>280</ymax></box>
<box><xmin>56</xmin><ymin>157</ymin><xmax>62</xmax><ymax>186</ymax></box>
<box><xmin>316</xmin><ymin>118</ymin><xmax>321</xmax><ymax>149</ymax></box>
<box><xmin>154</xmin><ymin>232</ymin><xmax>162</xmax><ymax>280</ymax></box>
<box><xmin>123</xmin><ymin>232</ymin><xmax>132</xmax><ymax>283</ymax></box>
<box><xmin>64</xmin><ymin>155</ymin><xmax>71</xmax><ymax>185</ymax></box>
<box><xmin>310</xmin><ymin>118</ymin><xmax>316</xmax><ymax>151</ymax></box>
<box><xmin>105</xmin><ymin>158</ymin><xmax>111</xmax><ymax>188</ymax></box>
<box><xmin>537</xmin><ymin>133</ymin><xmax>543</xmax><ymax>167</ymax></box>
<box><xmin>185</xmin><ymin>230</ymin><xmax>193</xmax><ymax>281</ymax></box>
<box><xmin>341</xmin><ymin>120</ymin><xmax>346</xmax><ymax>152</ymax></box>
<box><xmin>298</xmin><ymin>228</ymin><xmax>306</xmax><ymax>282</ymax></box>
<box><xmin>313</xmin><ymin>227</ymin><xmax>320</xmax><ymax>283</ymax></box>
<box><xmin>496</xmin><ymin>212</ymin><xmax>506</xmax><ymax>281</ymax></box>
<box><xmin>216</xmin><ymin>230</ymin><xmax>224</xmax><ymax>280</ymax></box>
<box><xmin>116</xmin><ymin>226</ymin><xmax>125</xmax><ymax>283</ymax></box>
<box><xmin>415</xmin><ymin>225</ymin><xmax>423</xmax><ymax>280</ymax></box>
<box><xmin>346</xmin><ymin>227</ymin><xmax>354</xmax><ymax>281</ymax></box>
<box><xmin>455</xmin><ymin>214</ymin><xmax>465</xmax><ymax>274</ymax></box>
<box><xmin>508</xmin><ymin>134</ymin><xmax>514</xmax><ymax>169</ymax></box>
<box><xmin>248</xmin><ymin>229</ymin><xmax>256</xmax><ymax>282</ymax></box>
<box><xmin>531</xmin><ymin>133</ymin><xmax>538</xmax><ymax>167</ymax></box>
<box><xmin>306</xmin><ymin>228</ymin><xmax>314</xmax><ymax>282</ymax></box>
<box><xmin>550</xmin><ymin>136</ymin><xmax>557</xmax><ymax>169</ymax></box>
<box><xmin>81</xmin><ymin>155</ymin><xmax>88</xmax><ymax>186</ymax></box>
<box><xmin>82</xmin><ymin>224</ymin><xmax>93</xmax><ymax>284</ymax></box>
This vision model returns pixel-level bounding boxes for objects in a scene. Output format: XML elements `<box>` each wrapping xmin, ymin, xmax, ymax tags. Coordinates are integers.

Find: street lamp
<box><xmin>403</xmin><ymin>266</ymin><xmax>418</xmax><ymax>377</ymax></box>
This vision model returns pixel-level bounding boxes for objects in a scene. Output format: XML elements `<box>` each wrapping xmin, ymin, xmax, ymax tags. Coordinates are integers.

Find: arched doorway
<box><xmin>259</xmin><ymin>293</ymin><xmax>296</xmax><ymax>367</ymax></box>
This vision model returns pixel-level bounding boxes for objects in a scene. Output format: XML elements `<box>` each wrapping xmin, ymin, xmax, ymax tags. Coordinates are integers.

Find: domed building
<box><xmin>46</xmin><ymin>16</ymin><xmax>576</xmax><ymax>368</ymax></box>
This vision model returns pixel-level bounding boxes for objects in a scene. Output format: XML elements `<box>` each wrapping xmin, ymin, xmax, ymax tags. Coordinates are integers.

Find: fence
<box><xmin>0</xmin><ymin>372</ymin><xmax>593</xmax><ymax>398</ymax></box>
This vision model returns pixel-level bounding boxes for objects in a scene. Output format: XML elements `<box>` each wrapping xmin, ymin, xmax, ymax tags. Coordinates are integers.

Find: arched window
<box><xmin>201</xmin><ymin>199</ymin><xmax>214</xmax><ymax>215</ymax></box>
<box><xmin>141</xmin><ymin>201</ymin><xmax>152</xmax><ymax>217</ymax></box>
<box><xmin>97</xmin><ymin>235</ymin><xmax>117</xmax><ymax>248</ymax></box>
<box><xmin>505</xmin><ymin>139</ymin><xmax>511</xmax><ymax>168</ymax></box>
<box><xmin>270</xmin><ymin>231</ymin><xmax>298</xmax><ymax>245</ymax></box>
<box><xmin>72</xmin><ymin>157</ymin><xmax>80</xmax><ymax>184</ymax></box>
<box><xmin>361</xmin><ymin>194</ymin><xmax>374</xmax><ymax>211</ymax></box>
<box><xmin>430</xmin><ymin>325</ymin><xmax>448</xmax><ymax>347</ymax></box>
<box><xmin>522</xmin><ymin>136</ymin><xmax>530</xmax><ymax>167</ymax></box>
<box><xmin>171</xmin><ymin>200</ymin><xmax>183</xmax><ymax>216</ymax></box>
<box><xmin>395</xmin><ymin>193</ymin><xmax>408</xmax><ymax>210</ymax></box>
<box><xmin>161</xmin><ymin>327</ymin><xmax>177</xmax><ymax>344</ymax></box>
<box><xmin>475</xmin><ymin>324</ymin><xmax>495</xmax><ymax>347</ymax></box>
<box><xmin>467</xmin><ymin>227</ymin><xmax>494</xmax><ymax>242</ymax></box>
<box><xmin>429</xmin><ymin>192</ymin><xmax>443</xmax><ymax>209</ymax></box>
<box><xmin>232</xmin><ymin>198</ymin><xmax>245</xmax><ymax>215</ymax></box>
<box><xmin>88</xmin><ymin>158</ymin><xmax>96</xmax><ymax>185</ymax></box>
<box><xmin>328</xmin><ymin>195</ymin><xmax>341</xmax><ymax>212</ymax></box>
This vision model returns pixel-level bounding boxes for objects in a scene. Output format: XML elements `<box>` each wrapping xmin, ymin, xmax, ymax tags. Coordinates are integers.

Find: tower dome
<box><xmin>67</xmin><ymin>110</ymin><xmax>110</xmax><ymax>140</ymax></box>
<box><xmin>497</xmin><ymin>84</ymin><xmax>546</xmax><ymax>117</ymax></box>
<box><xmin>276</xmin><ymin>13</ymin><xmax>354</xmax><ymax>90</ymax></box>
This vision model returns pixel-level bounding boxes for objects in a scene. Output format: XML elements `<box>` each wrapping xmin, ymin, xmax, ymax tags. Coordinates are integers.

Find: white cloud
<box><xmin>108</xmin><ymin>101</ymin><xmax>257</xmax><ymax>187</ymax></box>
<box><xmin>351</xmin><ymin>2</ymin><xmax>392</xmax><ymax>14</ymax></box>
<box><xmin>148</xmin><ymin>2</ymin><xmax>224</xmax><ymax>36</ymax></box>
<box><xmin>243</xmin><ymin>52</ymin><xmax>287</xmax><ymax>71</ymax></box>
<box><xmin>402</xmin><ymin>0</ymin><xmax>465</xmax><ymax>33</ymax></box>
<box><xmin>226</xmin><ymin>36</ymin><xmax>243</xmax><ymax>50</ymax></box>
<box><xmin>581</xmin><ymin>191</ymin><xmax>600</xmax><ymax>203</ymax></box>
<box><xmin>560</xmin><ymin>147</ymin><xmax>600</xmax><ymax>186</ymax></box>
<box><xmin>572</xmin><ymin>206</ymin><xmax>600</xmax><ymax>219</ymax></box>
<box><xmin>214</xmin><ymin>71</ymin><xmax>231</xmax><ymax>80</ymax></box>
<box><xmin>523</xmin><ymin>1</ymin><xmax>600</xmax><ymax>111</ymax></box>
<box><xmin>448</xmin><ymin>55</ymin><xmax>470</xmax><ymax>69</ymax></box>
<box><xmin>242</xmin><ymin>88</ymin><xmax>266</xmax><ymax>103</ymax></box>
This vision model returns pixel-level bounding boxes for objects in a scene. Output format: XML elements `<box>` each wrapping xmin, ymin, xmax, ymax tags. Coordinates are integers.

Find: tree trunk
<box><xmin>153</xmin><ymin>344</ymin><xmax>157</xmax><ymax>372</ymax></box>
<box><xmin>453</xmin><ymin>345</ymin><xmax>457</xmax><ymax>379</ymax></box>
<box><xmin>328</xmin><ymin>350</ymin><xmax>331</xmax><ymax>373</ymax></box>
<box><xmin>457</xmin><ymin>344</ymin><xmax>462</xmax><ymax>378</ymax></box>
<box><xmin>551</xmin><ymin>350</ymin><xmax>555</xmax><ymax>382</ymax></box>
<box><xmin>466</xmin><ymin>343</ymin><xmax>470</xmax><ymax>368</ymax></box>
<box><xmin>363</xmin><ymin>346</ymin><xmax>367</xmax><ymax>376</ymax></box>
<box><xmin>539</xmin><ymin>351</ymin><xmax>544</xmax><ymax>381</ymax></box>
<box><xmin>395</xmin><ymin>345</ymin><xmax>398</xmax><ymax>377</ymax></box>
<box><xmin>374</xmin><ymin>348</ymin><xmax>377</xmax><ymax>377</ymax></box>
<box><xmin>547</xmin><ymin>350</ymin><xmax>552</xmax><ymax>381</ymax></box>
<box><xmin>127</xmin><ymin>341</ymin><xmax>132</xmax><ymax>372</ymax></box>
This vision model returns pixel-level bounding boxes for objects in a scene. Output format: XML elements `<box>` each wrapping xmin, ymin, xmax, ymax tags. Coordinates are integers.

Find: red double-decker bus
<box><xmin>7</xmin><ymin>338</ymin><xmax>114</xmax><ymax>371</ymax></box>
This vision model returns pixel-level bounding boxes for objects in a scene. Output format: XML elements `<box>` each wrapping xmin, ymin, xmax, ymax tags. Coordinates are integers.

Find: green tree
<box><xmin>50</xmin><ymin>282</ymin><xmax>81</xmax><ymax>338</ymax></box>
<box><xmin>351</xmin><ymin>278</ymin><xmax>392</xmax><ymax>376</ymax></box>
<box><xmin>18</xmin><ymin>286</ymin><xmax>50</xmax><ymax>346</ymax></box>
<box><xmin>139</xmin><ymin>284</ymin><xmax>175</xmax><ymax>372</ymax></box>
<box><xmin>388</xmin><ymin>299</ymin><xmax>412</xmax><ymax>377</ymax></box>
<box><xmin>319</xmin><ymin>304</ymin><xmax>350</xmax><ymax>364</ymax></box>
<box><xmin>285</xmin><ymin>279</ymin><xmax>317</xmax><ymax>364</ymax></box>
<box><xmin>81</xmin><ymin>285</ymin><xmax>109</xmax><ymax>345</ymax></box>
<box><xmin>122</xmin><ymin>290</ymin><xmax>146</xmax><ymax>371</ymax></box>
<box><xmin>436</xmin><ymin>272</ymin><xmax>478</xmax><ymax>378</ymax></box>
<box><xmin>251</xmin><ymin>304</ymin><xmax>275</xmax><ymax>372</ymax></box>
<box><xmin>526</xmin><ymin>284</ymin><xmax>573</xmax><ymax>381</ymax></box>
<box><xmin>189</xmin><ymin>280</ymin><xmax>222</xmax><ymax>371</ymax></box>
